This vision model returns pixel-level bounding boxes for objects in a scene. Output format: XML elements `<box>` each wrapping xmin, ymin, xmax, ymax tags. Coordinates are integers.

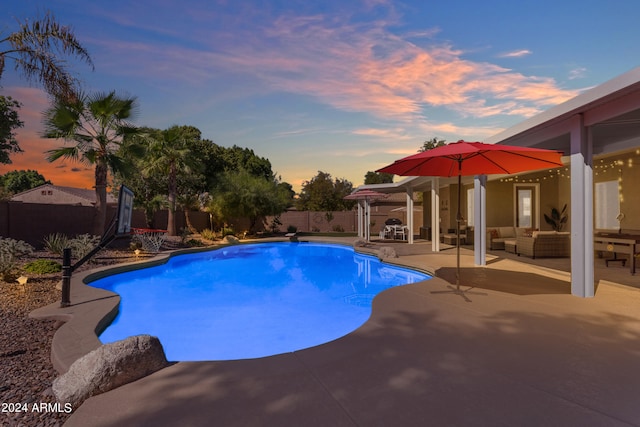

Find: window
<box><xmin>595</xmin><ymin>180</ymin><xmax>619</xmax><ymax>230</ymax></box>
<box><xmin>514</xmin><ymin>184</ymin><xmax>538</xmax><ymax>228</ymax></box>
<box><xmin>517</xmin><ymin>189</ymin><xmax>532</xmax><ymax>227</ymax></box>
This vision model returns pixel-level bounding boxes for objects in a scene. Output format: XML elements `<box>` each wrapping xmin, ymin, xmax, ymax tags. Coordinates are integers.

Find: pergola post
<box><xmin>474</xmin><ymin>175</ymin><xmax>487</xmax><ymax>266</ymax></box>
<box><xmin>431</xmin><ymin>177</ymin><xmax>440</xmax><ymax>252</ymax></box>
<box><xmin>406</xmin><ymin>187</ymin><xmax>414</xmax><ymax>244</ymax></box>
<box><xmin>570</xmin><ymin>114</ymin><xmax>595</xmax><ymax>297</ymax></box>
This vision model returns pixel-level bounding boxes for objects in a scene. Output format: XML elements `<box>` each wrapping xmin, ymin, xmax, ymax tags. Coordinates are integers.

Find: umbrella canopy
<box><xmin>377</xmin><ymin>141</ymin><xmax>564</xmax><ymax>177</ymax></box>
<box><xmin>377</xmin><ymin>140</ymin><xmax>564</xmax><ymax>294</ymax></box>
<box><xmin>343</xmin><ymin>189</ymin><xmax>389</xmax><ymax>200</ymax></box>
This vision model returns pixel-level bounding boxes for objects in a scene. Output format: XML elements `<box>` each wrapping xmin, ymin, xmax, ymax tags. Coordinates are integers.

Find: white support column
<box><xmin>365</xmin><ymin>200</ymin><xmax>370</xmax><ymax>241</ymax></box>
<box><xmin>474</xmin><ymin>175</ymin><xmax>487</xmax><ymax>266</ymax></box>
<box><xmin>431</xmin><ymin>177</ymin><xmax>440</xmax><ymax>252</ymax></box>
<box><xmin>406</xmin><ymin>188</ymin><xmax>414</xmax><ymax>244</ymax></box>
<box><xmin>570</xmin><ymin>114</ymin><xmax>594</xmax><ymax>297</ymax></box>
<box><xmin>357</xmin><ymin>201</ymin><xmax>364</xmax><ymax>238</ymax></box>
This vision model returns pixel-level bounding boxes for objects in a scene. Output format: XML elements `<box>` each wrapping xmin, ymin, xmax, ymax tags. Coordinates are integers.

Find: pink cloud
<box><xmin>84</xmin><ymin>10</ymin><xmax>581</xmax><ymax>131</ymax></box>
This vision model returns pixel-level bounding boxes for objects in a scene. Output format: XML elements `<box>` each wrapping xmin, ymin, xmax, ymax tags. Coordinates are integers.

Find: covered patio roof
<box><xmin>356</xmin><ymin>66</ymin><xmax>640</xmax><ymax>297</ymax></box>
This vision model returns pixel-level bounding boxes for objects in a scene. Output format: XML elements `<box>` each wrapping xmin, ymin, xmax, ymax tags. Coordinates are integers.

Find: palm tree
<box><xmin>0</xmin><ymin>11</ymin><xmax>93</xmax><ymax>100</ymax></box>
<box><xmin>142</xmin><ymin>125</ymin><xmax>202</xmax><ymax>236</ymax></box>
<box><xmin>43</xmin><ymin>91</ymin><xmax>140</xmax><ymax>235</ymax></box>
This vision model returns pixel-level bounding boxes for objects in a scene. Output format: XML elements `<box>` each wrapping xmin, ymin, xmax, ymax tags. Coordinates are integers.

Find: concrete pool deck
<box><xmin>34</xmin><ymin>238</ymin><xmax>640</xmax><ymax>426</ymax></box>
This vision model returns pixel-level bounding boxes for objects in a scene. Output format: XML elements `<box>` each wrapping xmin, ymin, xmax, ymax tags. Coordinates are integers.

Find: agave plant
<box><xmin>544</xmin><ymin>204</ymin><xmax>568</xmax><ymax>231</ymax></box>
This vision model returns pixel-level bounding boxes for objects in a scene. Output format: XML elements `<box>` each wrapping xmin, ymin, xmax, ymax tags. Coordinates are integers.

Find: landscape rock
<box><xmin>378</xmin><ymin>246</ymin><xmax>398</xmax><ymax>259</ymax></box>
<box><xmin>53</xmin><ymin>335</ymin><xmax>169</xmax><ymax>408</ymax></box>
<box><xmin>222</xmin><ymin>235</ymin><xmax>240</xmax><ymax>244</ymax></box>
<box><xmin>353</xmin><ymin>239</ymin><xmax>369</xmax><ymax>247</ymax></box>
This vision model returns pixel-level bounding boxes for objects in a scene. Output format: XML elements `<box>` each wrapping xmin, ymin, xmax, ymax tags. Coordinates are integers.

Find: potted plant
<box><xmin>544</xmin><ymin>204</ymin><xmax>568</xmax><ymax>231</ymax></box>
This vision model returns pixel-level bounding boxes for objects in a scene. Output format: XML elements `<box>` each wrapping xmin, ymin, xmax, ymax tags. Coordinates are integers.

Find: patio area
<box><xmin>56</xmin><ymin>236</ymin><xmax>640</xmax><ymax>426</ymax></box>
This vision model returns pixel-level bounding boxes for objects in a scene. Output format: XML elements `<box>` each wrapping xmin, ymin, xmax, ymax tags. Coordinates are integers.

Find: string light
<box><xmin>498</xmin><ymin>151</ymin><xmax>639</xmax><ymax>183</ymax></box>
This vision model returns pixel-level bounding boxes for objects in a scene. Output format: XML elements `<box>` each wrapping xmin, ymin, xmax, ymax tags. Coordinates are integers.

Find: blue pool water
<box><xmin>90</xmin><ymin>242</ymin><xmax>430</xmax><ymax>361</ymax></box>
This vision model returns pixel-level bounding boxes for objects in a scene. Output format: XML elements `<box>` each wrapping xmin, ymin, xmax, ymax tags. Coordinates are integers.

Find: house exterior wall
<box><xmin>12</xmin><ymin>186</ymin><xmax>93</xmax><ymax>206</ymax></box>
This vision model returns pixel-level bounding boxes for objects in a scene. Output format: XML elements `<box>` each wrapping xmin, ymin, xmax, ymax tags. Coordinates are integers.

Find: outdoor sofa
<box><xmin>516</xmin><ymin>231</ymin><xmax>570</xmax><ymax>258</ymax></box>
<box><xmin>486</xmin><ymin>226</ymin><xmax>526</xmax><ymax>250</ymax></box>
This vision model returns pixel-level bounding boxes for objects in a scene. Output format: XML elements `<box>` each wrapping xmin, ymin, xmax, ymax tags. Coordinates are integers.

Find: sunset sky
<box><xmin>2</xmin><ymin>0</ymin><xmax>640</xmax><ymax>191</ymax></box>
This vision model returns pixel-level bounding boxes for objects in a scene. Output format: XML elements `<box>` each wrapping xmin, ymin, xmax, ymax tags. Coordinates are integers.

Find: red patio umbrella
<box><xmin>377</xmin><ymin>140</ymin><xmax>564</xmax><ymax>292</ymax></box>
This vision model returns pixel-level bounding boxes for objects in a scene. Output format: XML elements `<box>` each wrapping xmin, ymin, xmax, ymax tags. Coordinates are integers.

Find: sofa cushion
<box><xmin>498</xmin><ymin>227</ymin><xmax>515</xmax><ymax>238</ymax></box>
<box><xmin>489</xmin><ymin>229</ymin><xmax>499</xmax><ymax>239</ymax></box>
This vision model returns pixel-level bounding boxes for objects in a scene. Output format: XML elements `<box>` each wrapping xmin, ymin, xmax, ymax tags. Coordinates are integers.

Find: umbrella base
<box><xmin>431</xmin><ymin>285</ymin><xmax>487</xmax><ymax>303</ymax></box>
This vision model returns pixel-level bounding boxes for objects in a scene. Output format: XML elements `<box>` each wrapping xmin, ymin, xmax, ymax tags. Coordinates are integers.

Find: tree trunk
<box><xmin>93</xmin><ymin>162</ymin><xmax>108</xmax><ymax>236</ymax></box>
<box><xmin>184</xmin><ymin>210</ymin><xmax>197</xmax><ymax>234</ymax></box>
<box><xmin>167</xmin><ymin>163</ymin><xmax>177</xmax><ymax>236</ymax></box>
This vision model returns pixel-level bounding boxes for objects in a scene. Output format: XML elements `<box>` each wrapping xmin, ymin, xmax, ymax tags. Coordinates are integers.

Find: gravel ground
<box><xmin>0</xmin><ymin>250</ymin><xmax>140</xmax><ymax>427</ymax></box>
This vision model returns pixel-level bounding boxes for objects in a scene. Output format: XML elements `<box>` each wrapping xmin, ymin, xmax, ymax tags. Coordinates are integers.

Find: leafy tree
<box><xmin>364</xmin><ymin>171</ymin><xmax>394</xmax><ymax>185</ymax></box>
<box><xmin>296</xmin><ymin>171</ymin><xmax>356</xmax><ymax>211</ymax></box>
<box><xmin>0</xmin><ymin>96</ymin><xmax>24</xmax><ymax>164</ymax></box>
<box><xmin>0</xmin><ymin>169</ymin><xmax>50</xmax><ymax>194</ymax></box>
<box><xmin>0</xmin><ymin>11</ymin><xmax>93</xmax><ymax>101</ymax></box>
<box><xmin>209</xmin><ymin>169</ymin><xmax>292</xmax><ymax>232</ymax></box>
<box><xmin>221</xmin><ymin>145</ymin><xmax>274</xmax><ymax>180</ymax></box>
<box><xmin>419</xmin><ymin>137</ymin><xmax>446</xmax><ymax>152</ymax></box>
<box><xmin>43</xmin><ymin>90</ymin><xmax>141</xmax><ymax>235</ymax></box>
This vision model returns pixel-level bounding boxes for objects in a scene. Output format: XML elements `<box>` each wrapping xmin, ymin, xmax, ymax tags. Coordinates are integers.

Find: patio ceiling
<box><xmin>486</xmin><ymin>67</ymin><xmax>640</xmax><ymax>157</ymax></box>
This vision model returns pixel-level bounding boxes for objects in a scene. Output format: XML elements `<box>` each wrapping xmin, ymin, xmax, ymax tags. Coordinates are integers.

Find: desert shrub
<box><xmin>221</xmin><ymin>227</ymin><xmax>235</xmax><ymax>237</ymax></box>
<box><xmin>332</xmin><ymin>224</ymin><xmax>345</xmax><ymax>232</ymax></box>
<box><xmin>311</xmin><ymin>226</ymin><xmax>320</xmax><ymax>232</ymax></box>
<box><xmin>200</xmin><ymin>229</ymin><xmax>215</xmax><ymax>241</ymax></box>
<box><xmin>23</xmin><ymin>259</ymin><xmax>62</xmax><ymax>274</ymax></box>
<box><xmin>287</xmin><ymin>225</ymin><xmax>297</xmax><ymax>233</ymax></box>
<box><xmin>0</xmin><ymin>237</ymin><xmax>34</xmax><ymax>282</ymax></box>
<box><xmin>69</xmin><ymin>234</ymin><xmax>101</xmax><ymax>260</ymax></box>
<box><xmin>43</xmin><ymin>233</ymin><xmax>70</xmax><ymax>256</ymax></box>
<box><xmin>187</xmin><ymin>238</ymin><xmax>205</xmax><ymax>247</ymax></box>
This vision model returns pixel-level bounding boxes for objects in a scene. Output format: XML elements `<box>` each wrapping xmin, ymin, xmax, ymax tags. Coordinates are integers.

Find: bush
<box><xmin>70</xmin><ymin>234</ymin><xmax>101</xmax><ymax>260</ymax></box>
<box><xmin>0</xmin><ymin>237</ymin><xmax>34</xmax><ymax>282</ymax></box>
<box><xmin>221</xmin><ymin>227</ymin><xmax>235</xmax><ymax>237</ymax></box>
<box><xmin>23</xmin><ymin>259</ymin><xmax>62</xmax><ymax>274</ymax></box>
<box><xmin>43</xmin><ymin>233</ymin><xmax>70</xmax><ymax>256</ymax></box>
<box><xmin>186</xmin><ymin>238</ymin><xmax>205</xmax><ymax>247</ymax></box>
<box><xmin>332</xmin><ymin>224</ymin><xmax>345</xmax><ymax>232</ymax></box>
<box><xmin>287</xmin><ymin>225</ymin><xmax>297</xmax><ymax>233</ymax></box>
<box><xmin>200</xmin><ymin>229</ymin><xmax>216</xmax><ymax>241</ymax></box>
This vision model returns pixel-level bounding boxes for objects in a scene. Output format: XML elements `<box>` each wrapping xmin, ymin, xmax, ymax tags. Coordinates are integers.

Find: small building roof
<box><xmin>11</xmin><ymin>184</ymin><xmax>117</xmax><ymax>205</ymax></box>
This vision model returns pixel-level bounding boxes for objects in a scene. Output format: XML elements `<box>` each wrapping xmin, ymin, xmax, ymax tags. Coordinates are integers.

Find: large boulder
<box><xmin>53</xmin><ymin>335</ymin><xmax>169</xmax><ymax>408</ymax></box>
<box><xmin>378</xmin><ymin>246</ymin><xmax>398</xmax><ymax>259</ymax></box>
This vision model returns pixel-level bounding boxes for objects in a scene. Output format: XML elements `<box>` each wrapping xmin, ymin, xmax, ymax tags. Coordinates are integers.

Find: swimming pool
<box><xmin>89</xmin><ymin>242</ymin><xmax>431</xmax><ymax>361</ymax></box>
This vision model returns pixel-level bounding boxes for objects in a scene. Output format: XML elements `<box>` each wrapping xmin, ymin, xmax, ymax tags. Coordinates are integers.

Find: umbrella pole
<box><xmin>456</xmin><ymin>171</ymin><xmax>461</xmax><ymax>291</ymax></box>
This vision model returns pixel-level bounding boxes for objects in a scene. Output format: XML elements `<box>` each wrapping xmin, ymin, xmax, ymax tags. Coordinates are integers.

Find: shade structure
<box><xmin>343</xmin><ymin>189</ymin><xmax>389</xmax><ymax>200</ymax></box>
<box><xmin>377</xmin><ymin>140</ymin><xmax>564</xmax><ymax>293</ymax></box>
<box><xmin>344</xmin><ymin>190</ymin><xmax>389</xmax><ymax>241</ymax></box>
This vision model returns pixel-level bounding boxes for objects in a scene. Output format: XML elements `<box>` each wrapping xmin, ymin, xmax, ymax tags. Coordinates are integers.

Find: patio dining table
<box><xmin>594</xmin><ymin>233</ymin><xmax>640</xmax><ymax>275</ymax></box>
